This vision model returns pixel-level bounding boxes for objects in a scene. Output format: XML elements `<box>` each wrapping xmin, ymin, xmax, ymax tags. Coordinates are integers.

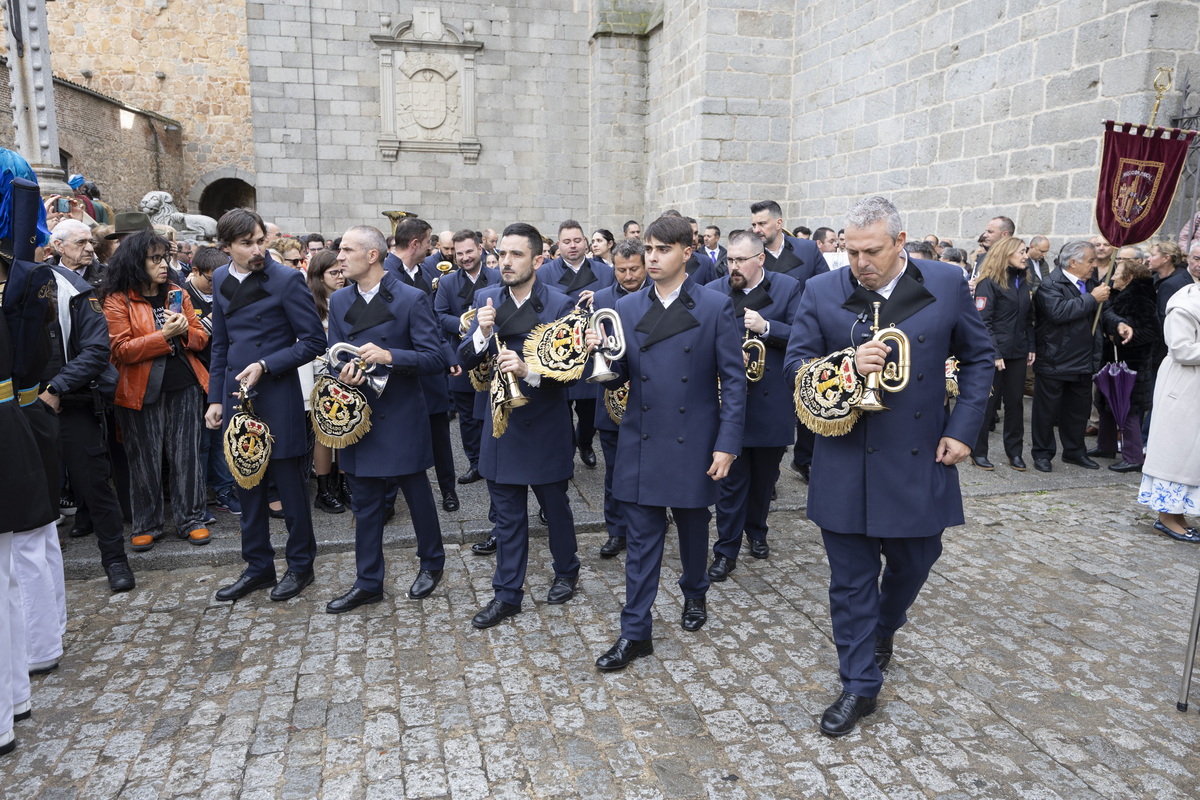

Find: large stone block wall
<box><xmin>0</xmin><ymin>64</ymin><xmax>185</xmax><ymax>213</ymax></box>
<box><xmin>246</xmin><ymin>0</ymin><xmax>595</xmax><ymax>238</ymax></box>
<box><xmin>787</xmin><ymin>0</ymin><xmax>1200</xmax><ymax>244</ymax></box>
<box><xmin>1</xmin><ymin>0</ymin><xmax>255</xmax><ymax>212</ymax></box>
<box><xmin>588</xmin><ymin>30</ymin><xmax>649</xmax><ymax>236</ymax></box>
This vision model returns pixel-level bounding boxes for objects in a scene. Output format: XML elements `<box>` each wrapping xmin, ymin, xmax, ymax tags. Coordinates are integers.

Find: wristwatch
<box><xmin>257</xmin><ymin>359</ymin><xmax>269</xmax><ymax>375</ymax></box>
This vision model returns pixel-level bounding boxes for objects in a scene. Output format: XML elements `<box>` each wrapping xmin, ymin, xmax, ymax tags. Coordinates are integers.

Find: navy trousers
<box><xmin>488</xmin><ymin>479</ymin><xmax>579</xmax><ymax>606</ymax></box>
<box><xmin>238</xmin><ymin>456</ymin><xmax>316</xmax><ymax>579</ymax></box>
<box><xmin>597</xmin><ymin>429</ymin><xmax>627</xmax><ymax>541</ymax></box>
<box><xmin>821</xmin><ymin>529</ymin><xmax>943</xmax><ymax>697</ymax></box>
<box><xmin>621</xmin><ymin>504</ymin><xmax>710</xmax><ymax>640</ymax></box>
<box><xmin>429</xmin><ymin>411</ymin><xmax>456</xmax><ymax>494</ymax></box>
<box><xmin>714</xmin><ymin>445</ymin><xmax>786</xmax><ymax>561</ymax></box>
<box><xmin>452</xmin><ymin>390</ymin><xmax>483</xmax><ymax>469</ymax></box>
<box><xmin>348</xmin><ymin>471</ymin><xmax>444</xmax><ymax>592</ymax></box>
<box><xmin>791</xmin><ymin>423</ymin><xmax>814</xmax><ymax>469</ymax></box>
<box><xmin>573</xmin><ymin>399</ymin><xmax>596</xmax><ymax>449</ymax></box>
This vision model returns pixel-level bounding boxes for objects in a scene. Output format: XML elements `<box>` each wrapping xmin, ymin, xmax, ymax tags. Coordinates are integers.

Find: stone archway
<box><xmin>189</xmin><ymin>167</ymin><xmax>257</xmax><ymax>220</ymax></box>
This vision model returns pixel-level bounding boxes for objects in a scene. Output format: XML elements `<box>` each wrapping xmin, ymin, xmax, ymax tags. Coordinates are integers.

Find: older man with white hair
<box><xmin>49</xmin><ymin>219</ymin><xmax>103</xmax><ymax>288</ymax></box>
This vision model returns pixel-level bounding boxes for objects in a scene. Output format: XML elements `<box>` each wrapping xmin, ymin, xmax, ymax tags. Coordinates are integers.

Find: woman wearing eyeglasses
<box><xmin>305</xmin><ymin>250</ymin><xmax>349</xmax><ymax>513</ymax></box>
<box><xmin>102</xmin><ymin>229</ymin><xmax>211</xmax><ymax>550</ymax></box>
<box><xmin>272</xmin><ymin>237</ymin><xmax>307</xmax><ymax>271</ymax></box>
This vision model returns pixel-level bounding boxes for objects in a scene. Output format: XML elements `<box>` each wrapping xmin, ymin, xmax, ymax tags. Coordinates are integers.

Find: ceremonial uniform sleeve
<box><xmin>459</xmin><ymin>317</ymin><xmax>488</xmax><ymax>369</ymax></box>
<box><xmin>713</xmin><ymin>296</ymin><xmax>746</xmax><ymax>456</ymax></box>
<box><xmin>207</xmin><ymin>284</ymin><xmax>229</xmax><ymax>405</ymax></box>
<box><xmin>264</xmin><ymin>269</ymin><xmax>326</xmax><ymax>374</ymax></box>
<box><xmin>433</xmin><ymin>281</ymin><xmax>461</xmax><ymax>340</ymax></box>
<box><xmin>394</xmin><ymin>297</ymin><xmax>449</xmax><ymax>377</ymax></box>
<box><xmin>51</xmin><ymin>292</ymin><xmax>113</xmax><ymax>395</ymax></box>
<box><xmin>943</xmin><ymin>276</ymin><xmax>995</xmax><ymax>448</ymax></box>
<box><xmin>783</xmin><ymin>284</ymin><xmax>829</xmax><ymax>388</ymax></box>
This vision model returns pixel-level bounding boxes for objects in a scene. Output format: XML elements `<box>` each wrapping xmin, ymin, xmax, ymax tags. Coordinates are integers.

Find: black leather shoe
<box><xmin>385</xmin><ymin>504</ymin><xmax>396</xmax><ymax>523</ymax></box>
<box><xmin>13</xmin><ymin>700</ymin><xmax>31</xmax><ymax>721</ymax></box>
<box><xmin>326</xmin><ymin>587</ymin><xmax>383</xmax><ymax>614</ymax></box>
<box><xmin>215</xmin><ymin>572</ymin><xmax>276</xmax><ymax>602</ymax></box>
<box><xmin>599</xmin><ymin>536</ymin><xmax>626</xmax><ymax>558</ymax></box>
<box><xmin>0</xmin><ymin>736</ymin><xmax>14</xmax><ymax>756</ymax></box>
<box><xmin>1009</xmin><ymin>456</ymin><xmax>1027</xmax><ymax>471</ymax></box>
<box><xmin>538</xmin><ymin>508</ymin><xmax>548</xmax><ymax>525</ymax></box>
<box><xmin>788</xmin><ymin>461</ymin><xmax>810</xmax><ymax>482</ymax></box>
<box><xmin>819</xmin><ymin>691</ymin><xmax>878</xmax><ymax>737</ymax></box>
<box><xmin>270</xmin><ymin>570</ymin><xmax>314</xmax><ymax>601</ymax></box>
<box><xmin>471</xmin><ymin>536</ymin><xmax>497</xmax><ymax>555</ymax></box>
<box><xmin>1109</xmin><ymin>460</ymin><xmax>1142</xmax><ymax>473</ymax></box>
<box><xmin>105</xmin><ymin>562</ymin><xmax>136</xmax><ymax>593</ymax></box>
<box><xmin>408</xmin><ymin>569</ymin><xmax>443</xmax><ymax>599</ymax></box>
<box><xmin>681</xmin><ymin>597</ymin><xmax>707</xmax><ymax>631</ymax></box>
<box><xmin>595</xmin><ymin>637</ymin><xmax>653</xmax><ymax>671</ymax></box>
<box><xmin>457</xmin><ymin>466</ymin><xmax>482</xmax><ymax>485</ymax></box>
<box><xmin>1062</xmin><ymin>455</ymin><xmax>1100</xmax><ymax>470</ymax></box>
<box><xmin>1033</xmin><ymin>459</ymin><xmax>1052</xmax><ymax>473</ymax></box>
<box><xmin>442</xmin><ymin>491</ymin><xmax>460</xmax><ymax>512</ymax></box>
<box><xmin>707</xmin><ymin>556</ymin><xmax>735</xmax><ymax>582</ymax></box>
<box><xmin>1087</xmin><ymin>447</ymin><xmax>1117</xmax><ymax>458</ymax></box>
<box><xmin>579</xmin><ymin>445</ymin><xmax>597</xmax><ymax>468</ymax></box>
<box><xmin>69</xmin><ymin>519</ymin><xmax>93</xmax><ymax>538</ymax></box>
<box><xmin>875</xmin><ymin>635</ymin><xmax>894</xmax><ymax>671</ymax></box>
<box><xmin>472</xmin><ymin>598</ymin><xmax>521</xmax><ymax>629</ymax></box>
<box><xmin>970</xmin><ymin>455</ymin><xmax>994</xmax><ymax>470</ymax></box>
<box><xmin>749</xmin><ymin>539</ymin><xmax>769</xmax><ymax>559</ymax></box>
<box><xmin>546</xmin><ymin>575</ymin><xmax>577</xmax><ymax>605</ymax></box>
<box><xmin>269</xmin><ymin>505</ymin><xmax>285</xmax><ymax>520</ymax></box>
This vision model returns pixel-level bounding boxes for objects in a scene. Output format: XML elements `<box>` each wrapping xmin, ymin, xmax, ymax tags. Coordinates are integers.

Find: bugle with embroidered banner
<box><xmin>1096</xmin><ymin>120</ymin><xmax>1195</xmax><ymax>247</ymax></box>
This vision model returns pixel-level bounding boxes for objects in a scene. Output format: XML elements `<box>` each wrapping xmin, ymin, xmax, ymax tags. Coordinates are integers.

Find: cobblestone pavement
<box><xmin>5</xmin><ymin>481</ymin><xmax>1200</xmax><ymax>799</ymax></box>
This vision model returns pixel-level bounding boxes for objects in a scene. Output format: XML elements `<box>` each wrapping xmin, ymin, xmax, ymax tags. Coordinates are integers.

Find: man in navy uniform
<box><xmin>750</xmin><ymin>199</ymin><xmax>829</xmax><ymax>482</ymax></box>
<box><xmin>583</xmin><ymin>238</ymin><xmax>650</xmax><ymax>559</ymax></box>
<box><xmin>588</xmin><ymin>214</ymin><xmax>746</xmax><ymax>671</ymax></box>
<box><xmin>324</xmin><ymin>226</ymin><xmax>448</xmax><ymax>612</ymax></box>
<box><xmin>537</xmin><ymin>220</ymin><xmax>614</xmax><ymax>469</ymax></box>
<box><xmin>708</xmin><ymin>231</ymin><xmax>802</xmax><ymax>580</ymax></box>
<box><xmin>206</xmin><ymin>208</ymin><xmax>326</xmax><ymax>602</ymax></box>
<box><xmin>459</xmin><ymin>223</ymin><xmax>581</xmax><ymax>629</ymax></box>
<box><xmin>385</xmin><ymin>217</ymin><xmax>460</xmax><ymax>511</ymax></box>
<box><xmin>784</xmin><ymin>196</ymin><xmax>993</xmax><ymax>736</ymax></box>
<box><xmin>434</xmin><ymin>229</ymin><xmax>500</xmax><ymax>487</ymax></box>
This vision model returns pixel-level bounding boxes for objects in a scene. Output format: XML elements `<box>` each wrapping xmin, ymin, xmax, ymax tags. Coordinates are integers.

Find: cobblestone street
<box><xmin>4</xmin><ymin>477</ymin><xmax>1200</xmax><ymax>799</ymax></box>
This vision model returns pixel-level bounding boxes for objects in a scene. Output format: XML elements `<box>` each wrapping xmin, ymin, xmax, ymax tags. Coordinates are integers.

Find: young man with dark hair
<box><xmin>459</xmin><ymin>223</ymin><xmax>580</xmax><ymax>629</ymax></box>
<box><xmin>206</xmin><ymin>208</ymin><xmax>327</xmax><ymax>603</ymax></box>
<box><xmin>537</xmin><ymin>219</ymin><xmax>615</xmax><ymax>469</ymax></box>
<box><xmin>588</xmin><ymin>214</ymin><xmax>746</xmax><ymax>670</ymax></box>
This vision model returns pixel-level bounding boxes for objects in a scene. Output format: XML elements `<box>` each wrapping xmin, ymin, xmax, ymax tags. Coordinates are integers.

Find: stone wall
<box><xmin>1</xmin><ymin>0</ymin><xmax>256</xmax><ymax>212</ymax></box>
<box><xmin>0</xmin><ymin>62</ymin><xmax>185</xmax><ymax>213</ymax></box>
<box><xmin>786</xmin><ymin>0</ymin><xmax>1200</xmax><ymax>244</ymax></box>
<box><xmin>246</xmin><ymin>0</ymin><xmax>595</xmax><ymax>239</ymax></box>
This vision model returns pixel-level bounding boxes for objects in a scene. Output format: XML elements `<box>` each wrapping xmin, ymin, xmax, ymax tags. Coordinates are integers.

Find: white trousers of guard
<box><xmin>11</xmin><ymin>521</ymin><xmax>66</xmax><ymax>663</ymax></box>
<box><xmin>1</xmin><ymin>532</ymin><xmax>32</xmax><ymax>746</ymax></box>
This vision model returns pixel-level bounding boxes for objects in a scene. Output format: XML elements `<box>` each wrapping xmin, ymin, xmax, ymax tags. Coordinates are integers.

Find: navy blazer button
<box><xmin>381</xmin><ymin>336</ymin><xmax>387</xmax><ymax>342</ymax></box>
<box><xmin>681</xmin><ymin>376</ymin><xmax>687</xmax><ymax>383</ymax></box>
<box><xmin>642</xmin><ymin>433</ymin><xmax>649</xmax><ymax>440</ymax></box>
<box><xmin>763</xmin><ymin>390</ymin><xmax>769</xmax><ymax>396</ymax></box>
<box><xmin>918</xmin><ymin>335</ymin><xmax>925</xmax><ymax>343</ymax></box>
<box><xmin>677</xmin><ymin>437</ymin><xmax>684</xmax><ymax>443</ymax></box>
<box><xmin>524</xmin><ymin>421</ymin><xmax>531</xmax><ymax>426</ymax></box>
<box><xmin>679</xmin><ymin>407</ymin><xmax>685</xmax><ymax>413</ymax></box>
<box><xmin>641</xmin><ymin>375</ymin><xmax>648</xmax><ymax>381</ymax></box>
<box><xmin>917</xmin><ymin>373</ymin><xmax>923</xmax><ymax>380</ymax></box>
<box><xmin>912</xmin><ymin>448</ymin><xmax>919</xmax><ymax>455</ymax></box>
<box><xmin>867</xmin><ymin>447</ymin><xmax>874</xmax><ymax>454</ymax></box>
<box><xmin>914</xmin><ymin>411</ymin><xmax>921</xmax><ymax>419</ymax></box>
<box><xmin>642</xmin><ymin>405</ymin><xmax>649</xmax><ymax>412</ymax></box>
<box><xmin>256</xmin><ymin>343</ymin><xmax>261</xmax><ymax>347</ymax></box>
<box><xmin>641</xmin><ymin>346</ymin><xmax>647</xmax><ymax>352</ymax></box>
<box><xmin>684</xmin><ymin>346</ymin><xmax>690</xmax><ymax>352</ymax></box>
<box><xmin>256</xmin><ymin>315</ymin><xmax>262</xmax><ymax>321</ymax></box>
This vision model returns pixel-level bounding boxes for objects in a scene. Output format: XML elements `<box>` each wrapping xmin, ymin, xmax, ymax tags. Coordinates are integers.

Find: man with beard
<box><xmin>707</xmin><ymin>231</ymin><xmax>801</xmax><ymax>579</ymax></box>
<box><xmin>434</xmin><ymin>229</ymin><xmax>500</xmax><ymax>487</ymax></box>
<box><xmin>459</xmin><ymin>223</ymin><xmax>580</xmax><ymax>629</ymax></box>
<box><xmin>205</xmin><ymin>208</ymin><xmax>326</xmax><ymax>603</ymax></box>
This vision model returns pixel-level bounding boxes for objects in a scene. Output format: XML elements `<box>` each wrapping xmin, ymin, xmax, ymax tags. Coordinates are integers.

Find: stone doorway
<box><xmin>199</xmin><ymin>177</ymin><xmax>256</xmax><ymax>220</ymax></box>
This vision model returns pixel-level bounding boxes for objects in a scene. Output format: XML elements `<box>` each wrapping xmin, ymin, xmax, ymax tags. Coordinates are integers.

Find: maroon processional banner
<box><xmin>1095</xmin><ymin>120</ymin><xmax>1196</xmax><ymax>247</ymax></box>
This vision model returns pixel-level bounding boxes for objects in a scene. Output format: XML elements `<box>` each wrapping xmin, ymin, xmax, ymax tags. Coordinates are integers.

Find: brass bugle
<box><xmin>743</xmin><ymin>332</ymin><xmax>766</xmax><ymax>383</ymax></box>
<box><xmin>327</xmin><ymin>342</ymin><xmax>389</xmax><ymax>397</ymax></box>
<box><xmin>586</xmin><ymin>308</ymin><xmax>626</xmax><ymax>384</ymax></box>
<box><xmin>460</xmin><ymin>307</ymin><xmax>476</xmax><ymax>335</ymax></box>
<box><xmin>495</xmin><ymin>339</ymin><xmax>529</xmax><ymax>409</ymax></box>
<box><xmin>857</xmin><ymin>301</ymin><xmax>909</xmax><ymax>412</ymax></box>
<box><xmin>431</xmin><ymin>260</ymin><xmax>454</xmax><ymax>292</ymax></box>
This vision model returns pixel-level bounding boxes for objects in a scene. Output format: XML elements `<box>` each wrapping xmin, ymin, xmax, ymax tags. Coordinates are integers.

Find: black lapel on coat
<box><xmin>731</xmin><ymin>278</ymin><xmax>772</xmax><ymax>317</ymax></box>
<box><xmin>878</xmin><ymin>264</ymin><xmax>935</xmax><ymax>326</ymax></box>
<box><xmin>495</xmin><ymin>288</ymin><xmax>543</xmax><ymax>338</ymax></box>
<box><xmin>639</xmin><ymin>285</ymin><xmax>701</xmax><ymax>347</ymax></box>
<box><xmin>223</xmin><ymin>270</ymin><xmax>270</xmax><ymax>315</ymax></box>
<box><xmin>559</xmin><ymin>261</ymin><xmax>597</xmax><ymax>294</ymax></box>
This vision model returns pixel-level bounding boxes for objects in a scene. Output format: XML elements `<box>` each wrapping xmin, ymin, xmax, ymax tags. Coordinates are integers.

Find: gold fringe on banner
<box><xmin>523</xmin><ymin>310</ymin><xmax>592</xmax><ymax>381</ymax></box>
<box><xmin>605</xmin><ymin>382</ymin><xmax>628</xmax><ymax>425</ymax></box>
<box><xmin>309</xmin><ymin>375</ymin><xmax>373</xmax><ymax>448</ymax></box>
<box><xmin>793</xmin><ymin>348</ymin><xmax>865</xmax><ymax>437</ymax></box>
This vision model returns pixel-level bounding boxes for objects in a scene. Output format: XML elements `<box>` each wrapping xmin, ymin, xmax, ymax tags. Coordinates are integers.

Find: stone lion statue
<box><xmin>139</xmin><ymin>191</ymin><xmax>217</xmax><ymax>241</ymax></box>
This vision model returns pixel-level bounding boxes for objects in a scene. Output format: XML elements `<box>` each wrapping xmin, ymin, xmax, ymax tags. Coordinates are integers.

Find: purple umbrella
<box><xmin>1094</xmin><ymin>360</ymin><xmax>1136</xmax><ymax>426</ymax></box>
